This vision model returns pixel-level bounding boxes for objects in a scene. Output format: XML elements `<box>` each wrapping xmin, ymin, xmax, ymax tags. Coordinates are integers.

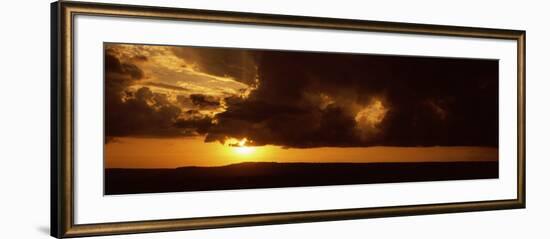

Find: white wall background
<box><xmin>0</xmin><ymin>0</ymin><xmax>548</xmax><ymax>238</ymax></box>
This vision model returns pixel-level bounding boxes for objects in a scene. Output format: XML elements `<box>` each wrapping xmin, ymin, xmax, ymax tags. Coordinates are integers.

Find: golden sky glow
<box><xmin>105</xmin><ymin>137</ymin><xmax>497</xmax><ymax>168</ymax></box>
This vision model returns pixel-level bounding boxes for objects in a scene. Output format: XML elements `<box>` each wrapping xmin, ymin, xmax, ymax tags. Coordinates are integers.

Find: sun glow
<box><xmin>234</xmin><ymin>146</ymin><xmax>255</xmax><ymax>155</ymax></box>
<box><xmin>227</xmin><ymin>138</ymin><xmax>256</xmax><ymax>156</ymax></box>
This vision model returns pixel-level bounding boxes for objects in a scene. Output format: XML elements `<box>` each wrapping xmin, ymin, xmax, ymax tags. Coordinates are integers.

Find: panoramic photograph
<box><xmin>104</xmin><ymin>43</ymin><xmax>499</xmax><ymax>195</ymax></box>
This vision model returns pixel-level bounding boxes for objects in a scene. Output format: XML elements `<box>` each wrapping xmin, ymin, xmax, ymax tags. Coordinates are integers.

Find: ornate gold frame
<box><xmin>51</xmin><ymin>1</ymin><xmax>526</xmax><ymax>238</ymax></box>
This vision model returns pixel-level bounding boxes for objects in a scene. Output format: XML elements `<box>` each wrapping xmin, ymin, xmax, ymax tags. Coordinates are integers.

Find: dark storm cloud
<box><xmin>205</xmin><ymin>50</ymin><xmax>498</xmax><ymax>148</ymax></box>
<box><xmin>142</xmin><ymin>81</ymin><xmax>189</xmax><ymax>92</ymax></box>
<box><xmin>105</xmin><ymin>49</ymin><xmax>144</xmax><ymax>81</ymax></box>
<box><xmin>105</xmin><ymin>44</ymin><xmax>498</xmax><ymax>148</ymax></box>
<box><xmin>132</xmin><ymin>54</ymin><xmax>148</xmax><ymax>62</ymax></box>
<box><xmin>189</xmin><ymin>94</ymin><xmax>221</xmax><ymax>109</ymax></box>
<box><xmin>105</xmin><ymin>51</ymin><xmax>210</xmax><ymax>139</ymax></box>
<box><xmin>105</xmin><ymin>86</ymin><xmax>183</xmax><ymax>138</ymax></box>
<box><xmin>174</xmin><ymin>116</ymin><xmax>214</xmax><ymax>135</ymax></box>
<box><xmin>171</xmin><ymin>47</ymin><xmax>258</xmax><ymax>85</ymax></box>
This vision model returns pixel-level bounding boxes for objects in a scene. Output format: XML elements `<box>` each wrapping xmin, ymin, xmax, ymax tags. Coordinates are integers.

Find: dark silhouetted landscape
<box><xmin>105</xmin><ymin>161</ymin><xmax>498</xmax><ymax>195</ymax></box>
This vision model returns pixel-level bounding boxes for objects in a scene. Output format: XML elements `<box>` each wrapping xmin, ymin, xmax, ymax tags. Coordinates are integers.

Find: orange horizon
<box><xmin>105</xmin><ymin>136</ymin><xmax>498</xmax><ymax>169</ymax></box>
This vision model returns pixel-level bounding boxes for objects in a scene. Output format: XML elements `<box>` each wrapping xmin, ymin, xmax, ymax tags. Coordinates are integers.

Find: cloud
<box><xmin>170</xmin><ymin>47</ymin><xmax>259</xmax><ymax>86</ymax></box>
<box><xmin>204</xmin><ymin>51</ymin><xmax>499</xmax><ymax>148</ymax></box>
<box><xmin>106</xmin><ymin>43</ymin><xmax>251</xmax><ymax>98</ymax></box>
<box><xmin>189</xmin><ymin>94</ymin><xmax>221</xmax><ymax>110</ymax></box>
<box><xmin>105</xmin><ymin>86</ymin><xmax>183</xmax><ymax>137</ymax></box>
<box><xmin>174</xmin><ymin>115</ymin><xmax>214</xmax><ymax>135</ymax></box>
<box><xmin>142</xmin><ymin>81</ymin><xmax>189</xmax><ymax>92</ymax></box>
<box><xmin>105</xmin><ymin>50</ymin><xmax>186</xmax><ymax>139</ymax></box>
<box><xmin>105</xmin><ymin>44</ymin><xmax>498</xmax><ymax>148</ymax></box>
<box><xmin>104</xmin><ymin>44</ymin><xmax>241</xmax><ymax>141</ymax></box>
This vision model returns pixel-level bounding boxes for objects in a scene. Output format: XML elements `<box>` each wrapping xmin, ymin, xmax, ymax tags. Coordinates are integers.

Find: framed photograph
<box><xmin>51</xmin><ymin>1</ymin><xmax>526</xmax><ymax>238</ymax></box>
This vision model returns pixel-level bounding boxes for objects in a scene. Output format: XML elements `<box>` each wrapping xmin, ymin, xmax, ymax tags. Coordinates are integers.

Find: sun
<box><xmin>228</xmin><ymin>138</ymin><xmax>256</xmax><ymax>156</ymax></box>
<box><xmin>234</xmin><ymin>146</ymin><xmax>255</xmax><ymax>155</ymax></box>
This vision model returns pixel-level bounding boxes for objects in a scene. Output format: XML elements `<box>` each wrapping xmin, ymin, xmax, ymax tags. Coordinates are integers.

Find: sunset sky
<box><xmin>104</xmin><ymin>43</ymin><xmax>498</xmax><ymax>168</ymax></box>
